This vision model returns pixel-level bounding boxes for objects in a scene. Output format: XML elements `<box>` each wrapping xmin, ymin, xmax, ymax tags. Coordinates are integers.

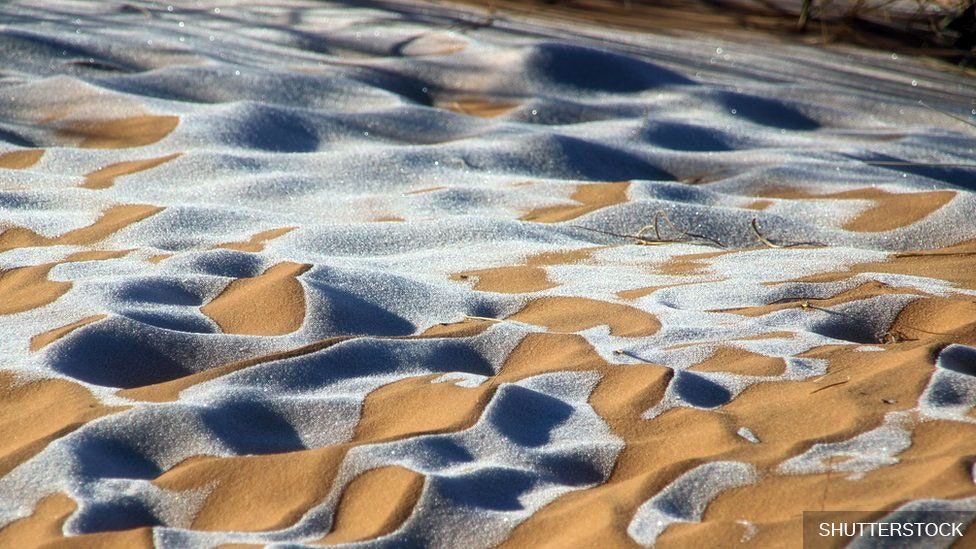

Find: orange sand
<box><xmin>82</xmin><ymin>152</ymin><xmax>181</xmax><ymax>190</ymax></box>
<box><xmin>201</xmin><ymin>262</ymin><xmax>311</xmax><ymax>336</ymax></box>
<box><xmin>60</xmin><ymin>115</ymin><xmax>179</xmax><ymax>149</ymax></box>
<box><xmin>522</xmin><ymin>182</ymin><xmax>630</xmax><ymax>223</ymax></box>
<box><xmin>751</xmin><ymin>187</ymin><xmax>956</xmax><ymax>232</ymax></box>
<box><xmin>216</xmin><ymin>227</ymin><xmax>296</xmax><ymax>253</ymax></box>
<box><xmin>0</xmin><ymin>149</ymin><xmax>44</xmax><ymax>170</ymax></box>
<box><xmin>436</xmin><ymin>97</ymin><xmax>520</xmax><ymax>118</ymax></box>
<box><xmin>3</xmin><ymin>150</ymin><xmax>976</xmax><ymax>546</ymax></box>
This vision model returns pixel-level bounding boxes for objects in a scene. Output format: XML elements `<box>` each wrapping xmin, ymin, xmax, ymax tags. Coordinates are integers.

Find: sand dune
<box><xmin>1</xmin><ymin>0</ymin><xmax>975</xmax><ymax>547</ymax></box>
<box><xmin>0</xmin><ymin>372</ymin><xmax>124</xmax><ymax>478</ymax></box>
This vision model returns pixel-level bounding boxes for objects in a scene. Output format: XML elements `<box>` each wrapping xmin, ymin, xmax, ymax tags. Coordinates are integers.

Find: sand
<box><xmin>522</xmin><ymin>182</ymin><xmax>631</xmax><ymax>223</ymax></box>
<box><xmin>63</xmin><ymin>115</ymin><xmax>180</xmax><ymax>149</ymax></box>
<box><xmin>216</xmin><ymin>227</ymin><xmax>297</xmax><ymax>253</ymax></box>
<box><xmin>0</xmin><ymin>149</ymin><xmax>44</xmax><ymax>170</ymax></box>
<box><xmin>436</xmin><ymin>97</ymin><xmax>520</xmax><ymax>118</ymax></box>
<box><xmin>200</xmin><ymin>262</ymin><xmax>312</xmax><ymax>336</ymax></box>
<box><xmin>750</xmin><ymin>186</ymin><xmax>958</xmax><ymax>233</ymax></box>
<box><xmin>1</xmin><ymin>0</ymin><xmax>975</xmax><ymax>547</ymax></box>
<box><xmin>82</xmin><ymin>153</ymin><xmax>182</xmax><ymax>190</ymax></box>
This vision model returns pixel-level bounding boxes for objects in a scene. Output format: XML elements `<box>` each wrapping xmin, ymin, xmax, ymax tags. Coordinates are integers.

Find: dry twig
<box><xmin>918</xmin><ymin>99</ymin><xmax>976</xmax><ymax>129</ymax></box>
<box><xmin>572</xmin><ymin>211</ymin><xmax>726</xmax><ymax>249</ymax></box>
<box><xmin>635</xmin><ymin>211</ymin><xmax>726</xmax><ymax>248</ymax></box>
<box><xmin>751</xmin><ymin>217</ymin><xmax>825</xmax><ymax>248</ymax></box>
<box><xmin>811</xmin><ymin>376</ymin><xmax>850</xmax><ymax>394</ymax></box>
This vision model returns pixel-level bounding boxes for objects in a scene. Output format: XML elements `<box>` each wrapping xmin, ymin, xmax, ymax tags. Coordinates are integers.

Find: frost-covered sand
<box><xmin>1</xmin><ymin>0</ymin><xmax>976</xmax><ymax>546</ymax></box>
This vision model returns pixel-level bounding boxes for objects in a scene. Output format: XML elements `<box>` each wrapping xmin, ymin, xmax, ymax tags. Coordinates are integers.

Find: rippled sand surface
<box><xmin>1</xmin><ymin>0</ymin><xmax>975</xmax><ymax>546</ymax></box>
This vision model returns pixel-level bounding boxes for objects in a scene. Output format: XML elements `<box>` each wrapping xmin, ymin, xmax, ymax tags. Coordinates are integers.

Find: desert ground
<box><xmin>0</xmin><ymin>0</ymin><xmax>975</xmax><ymax>547</ymax></box>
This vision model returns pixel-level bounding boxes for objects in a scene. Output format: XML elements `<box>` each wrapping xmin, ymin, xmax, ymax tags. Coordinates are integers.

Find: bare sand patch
<box><xmin>155</xmin><ymin>448</ymin><xmax>347</xmax><ymax>532</ymax></box>
<box><xmin>29</xmin><ymin>314</ymin><xmax>107</xmax><ymax>351</ymax></box>
<box><xmin>689</xmin><ymin>346</ymin><xmax>787</xmax><ymax>376</ymax></box>
<box><xmin>654</xmin><ymin>249</ymin><xmax>732</xmax><ymax>276</ymax></box>
<box><xmin>216</xmin><ymin>227</ymin><xmax>296</xmax><ymax>253</ymax></box>
<box><xmin>753</xmin><ymin>186</ymin><xmax>956</xmax><ymax>232</ymax></box>
<box><xmin>522</xmin><ymin>182</ymin><xmax>629</xmax><ymax>223</ymax></box>
<box><xmin>507</xmin><ymin>296</ymin><xmax>660</xmax><ymax>337</ymax></box>
<box><xmin>452</xmin><ymin>246</ymin><xmax>603</xmax><ymax>293</ymax></box>
<box><xmin>716</xmin><ymin>280</ymin><xmax>927</xmax><ymax>317</ymax></box>
<box><xmin>616</xmin><ymin>286</ymin><xmax>659</xmax><ymax>300</ymax></box>
<box><xmin>317</xmin><ymin>466</ymin><xmax>425</xmax><ymax>544</ymax></box>
<box><xmin>0</xmin><ymin>204</ymin><xmax>163</xmax><ymax>252</ymax></box>
<box><xmin>0</xmin><ymin>493</ymin><xmax>77</xmax><ymax>547</ymax></box>
<box><xmin>82</xmin><ymin>152</ymin><xmax>181</xmax><ymax>189</ymax></box>
<box><xmin>0</xmin><ymin>373</ymin><xmax>124</xmax><ymax>478</ymax></box>
<box><xmin>0</xmin><ymin>149</ymin><xmax>44</xmax><ymax>170</ymax></box>
<box><xmin>59</xmin><ymin>115</ymin><xmax>179</xmax><ymax>149</ymax></box>
<box><xmin>400</xmin><ymin>32</ymin><xmax>469</xmax><ymax>56</ymax></box>
<box><xmin>355</xmin><ymin>374</ymin><xmax>495</xmax><ymax>441</ymax></box>
<box><xmin>436</xmin><ymin>97</ymin><xmax>520</xmax><ymax>118</ymax></box>
<box><xmin>146</xmin><ymin>253</ymin><xmax>172</xmax><ymax>264</ymax></box>
<box><xmin>0</xmin><ymin>264</ymin><xmax>72</xmax><ymax>316</ymax></box>
<box><xmin>404</xmin><ymin>186</ymin><xmax>446</xmax><ymax>195</ymax></box>
<box><xmin>617</xmin><ymin>281</ymin><xmax>710</xmax><ymax>300</ymax></box>
<box><xmin>744</xmin><ymin>198</ymin><xmax>773</xmax><ymax>211</ymax></box>
<box><xmin>781</xmin><ymin>240</ymin><xmax>976</xmax><ymax>291</ymax></box>
<box><xmin>152</xmin><ymin>434</ymin><xmax>423</xmax><ymax>537</ymax></box>
<box><xmin>0</xmin><ymin>495</ymin><xmax>152</xmax><ymax>548</ymax></box>
<box><xmin>0</xmin><ymin>250</ymin><xmax>128</xmax><ymax>315</ymax></box>
<box><xmin>201</xmin><ymin>262</ymin><xmax>310</xmax><ymax>336</ymax></box>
